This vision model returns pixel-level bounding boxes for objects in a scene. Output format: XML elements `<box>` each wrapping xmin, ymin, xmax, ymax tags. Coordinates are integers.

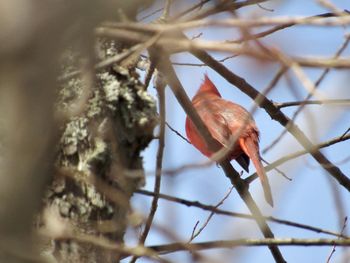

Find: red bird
<box><xmin>185</xmin><ymin>75</ymin><xmax>273</xmax><ymax>206</ymax></box>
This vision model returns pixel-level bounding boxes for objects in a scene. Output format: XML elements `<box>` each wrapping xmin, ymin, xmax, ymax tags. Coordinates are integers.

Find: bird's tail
<box><xmin>239</xmin><ymin>137</ymin><xmax>274</xmax><ymax>207</ymax></box>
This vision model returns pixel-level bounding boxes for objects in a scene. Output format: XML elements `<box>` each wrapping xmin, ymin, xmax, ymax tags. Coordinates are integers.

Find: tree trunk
<box><xmin>41</xmin><ymin>41</ymin><xmax>157</xmax><ymax>263</ymax></box>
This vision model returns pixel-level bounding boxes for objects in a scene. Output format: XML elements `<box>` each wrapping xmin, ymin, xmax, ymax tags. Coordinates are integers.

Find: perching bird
<box><xmin>185</xmin><ymin>75</ymin><xmax>273</xmax><ymax>206</ymax></box>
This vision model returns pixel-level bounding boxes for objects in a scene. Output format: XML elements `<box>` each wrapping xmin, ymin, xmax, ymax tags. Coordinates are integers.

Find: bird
<box><xmin>185</xmin><ymin>74</ymin><xmax>273</xmax><ymax>206</ymax></box>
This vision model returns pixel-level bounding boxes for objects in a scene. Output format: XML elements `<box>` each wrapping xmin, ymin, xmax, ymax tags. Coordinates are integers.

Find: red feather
<box><xmin>185</xmin><ymin>75</ymin><xmax>273</xmax><ymax>206</ymax></box>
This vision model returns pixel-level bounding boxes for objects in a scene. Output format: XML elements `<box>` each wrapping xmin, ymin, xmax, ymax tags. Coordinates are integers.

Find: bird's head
<box><xmin>194</xmin><ymin>74</ymin><xmax>222</xmax><ymax>99</ymax></box>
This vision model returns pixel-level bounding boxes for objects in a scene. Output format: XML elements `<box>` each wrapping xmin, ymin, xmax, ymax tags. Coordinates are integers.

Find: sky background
<box><xmin>124</xmin><ymin>1</ymin><xmax>350</xmax><ymax>262</ymax></box>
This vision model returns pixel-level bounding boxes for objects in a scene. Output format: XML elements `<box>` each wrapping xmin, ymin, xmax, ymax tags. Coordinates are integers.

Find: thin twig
<box><xmin>180</xmin><ymin>0</ymin><xmax>270</xmax><ymax>22</ymax></box>
<box><xmin>155</xmin><ymin>160</ymin><xmax>213</xmax><ymax>176</ymax></box>
<box><xmin>130</xmin><ymin>72</ymin><xmax>167</xmax><ymax>263</ymax></box>
<box><xmin>261</xmin><ymin>157</ymin><xmax>292</xmax><ymax>181</ymax></box>
<box><xmin>246</xmin><ymin>133</ymin><xmax>350</xmax><ymax>184</ymax></box>
<box><xmin>136</xmin><ymin>189</ymin><xmax>348</xmax><ymax>239</ymax></box>
<box><xmin>326</xmin><ymin>217</ymin><xmax>348</xmax><ymax>263</ymax></box>
<box><xmin>139</xmin><ymin>7</ymin><xmax>164</xmax><ymax>21</ymax></box>
<box><xmin>230</xmin><ymin>12</ymin><xmax>346</xmax><ymax>43</ymax></box>
<box><xmin>173</xmin><ymin>54</ymin><xmax>238</xmax><ymax>67</ymax></box>
<box><xmin>263</xmin><ymin>33</ymin><xmax>350</xmax><ymax>154</ymax></box>
<box><xmin>169</xmin><ymin>0</ymin><xmax>211</xmax><ymax>21</ymax></box>
<box><xmin>165</xmin><ymin>121</ymin><xmax>191</xmax><ymax>144</ymax></box>
<box><xmin>257</xmin><ymin>3</ymin><xmax>274</xmax><ymax>12</ymax></box>
<box><xmin>189</xmin><ymin>186</ymin><xmax>234</xmax><ymax>242</ymax></box>
<box><xmin>275</xmin><ymin>99</ymin><xmax>350</xmax><ymax>108</ymax></box>
<box><xmin>144</xmin><ymin>61</ymin><xmax>156</xmax><ymax>90</ymax></box>
<box><xmin>189</xmin><ymin>221</ymin><xmax>200</xmax><ymax>241</ymax></box>
<box><xmin>191</xmin><ymin>32</ymin><xmax>203</xmax><ymax>40</ymax></box>
<box><xmin>340</xmin><ymin>127</ymin><xmax>350</xmax><ymax>139</ymax></box>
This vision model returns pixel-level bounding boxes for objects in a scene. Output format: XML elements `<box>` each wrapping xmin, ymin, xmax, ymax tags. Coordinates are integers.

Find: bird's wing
<box><xmin>198</xmin><ymin>107</ymin><xmax>231</xmax><ymax>148</ymax></box>
<box><xmin>201</xmin><ymin>108</ymin><xmax>252</xmax><ymax>172</ymax></box>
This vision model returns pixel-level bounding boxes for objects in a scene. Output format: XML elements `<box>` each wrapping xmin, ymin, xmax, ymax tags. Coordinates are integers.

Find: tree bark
<box><xmin>41</xmin><ymin>41</ymin><xmax>157</xmax><ymax>263</ymax></box>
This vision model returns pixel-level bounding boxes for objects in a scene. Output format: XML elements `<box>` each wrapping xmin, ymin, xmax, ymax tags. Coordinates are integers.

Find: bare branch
<box><xmin>180</xmin><ymin>0</ymin><xmax>269</xmax><ymax>22</ymax></box>
<box><xmin>43</xmin><ymin>230</ymin><xmax>170</xmax><ymax>263</ymax></box>
<box><xmin>149</xmin><ymin>238</ymin><xmax>350</xmax><ymax>254</ymax></box>
<box><xmin>188</xmin><ymin>37</ymin><xmax>350</xmax><ymax>192</ymax></box>
<box><xmin>230</xmin><ymin>12</ymin><xmax>349</xmax><ymax>42</ymax></box>
<box><xmin>165</xmin><ymin>121</ymin><xmax>191</xmax><ymax>144</ymax></box>
<box><xmin>151</xmin><ymin>48</ymin><xmax>286</xmax><ymax>262</ymax></box>
<box><xmin>263</xmin><ymin>33</ymin><xmax>350</xmax><ymax>154</ymax></box>
<box><xmin>326</xmin><ymin>217</ymin><xmax>348</xmax><ymax>263</ymax></box>
<box><xmin>136</xmin><ymin>189</ymin><xmax>348</xmax><ymax>239</ymax></box>
<box><xmin>96</xmin><ymin>27</ymin><xmax>350</xmax><ymax>69</ymax></box>
<box><xmin>275</xmin><ymin>99</ymin><xmax>350</xmax><ymax>109</ymax></box>
<box><xmin>189</xmin><ymin>186</ymin><xmax>234</xmax><ymax>242</ymax></box>
<box><xmin>130</xmin><ymin>71</ymin><xmax>167</xmax><ymax>263</ymax></box>
<box><xmin>246</xmin><ymin>133</ymin><xmax>350</xmax><ymax>184</ymax></box>
<box><xmin>109</xmin><ymin>13</ymin><xmax>350</xmax><ymax>32</ymax></box>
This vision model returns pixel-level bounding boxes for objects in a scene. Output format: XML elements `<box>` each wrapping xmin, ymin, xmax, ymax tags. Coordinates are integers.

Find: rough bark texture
<box><xmin>40</xmin><ymin>41</ymin><xmax>157</xmax><ymax>263</ymax></box>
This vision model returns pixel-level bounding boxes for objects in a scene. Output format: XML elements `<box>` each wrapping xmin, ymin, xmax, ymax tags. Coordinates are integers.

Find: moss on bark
<box><xmin>42</xmin><ymin>41</ymin><xmax>157</xmax><ymax>262</ymax></box>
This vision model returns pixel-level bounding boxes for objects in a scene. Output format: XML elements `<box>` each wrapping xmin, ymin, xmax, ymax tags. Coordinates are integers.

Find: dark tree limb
<box><xmin>150</xmin><ymin>48</ymin><xmax>286</xmax><ymax>263</ymax></box>
<box><xmin>136</xmin><ymin>189</ymin><xmax>348</xmax><ymax>238</ymax></box>
<box><xmin>189</xmin><ymin>44</ymin><xmax>350</xmax><ymax>192</ymax></box>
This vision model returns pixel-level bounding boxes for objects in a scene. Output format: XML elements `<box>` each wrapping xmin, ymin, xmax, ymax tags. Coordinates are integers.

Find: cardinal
<box><xmin>185</xmin><ymin>75</ymin><xmax>273</xmax><ymax>206</ymax></box>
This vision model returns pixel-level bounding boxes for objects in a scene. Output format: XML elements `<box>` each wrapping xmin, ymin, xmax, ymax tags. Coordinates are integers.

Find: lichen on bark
<box><xmin>42</xmin><ymin>41</ymin><xmax>157</xmax><ymax>262</ymax></box>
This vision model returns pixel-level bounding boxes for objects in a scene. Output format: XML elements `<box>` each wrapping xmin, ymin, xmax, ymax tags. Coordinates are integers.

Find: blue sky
<box><xmin>126</xmin><ymin>1</ymin><xmax>350</xmax><ymax>262</ymax></box>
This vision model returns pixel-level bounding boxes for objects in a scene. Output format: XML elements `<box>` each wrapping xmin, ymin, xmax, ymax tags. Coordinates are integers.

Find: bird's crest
<box><xmin>197</xmin><ymin>74</ymin><xmax>221</xmax><ymax>97</ymax></box>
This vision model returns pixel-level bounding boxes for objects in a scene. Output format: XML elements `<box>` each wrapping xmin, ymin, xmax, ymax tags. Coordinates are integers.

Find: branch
<box><xmin>262</xmin><ymin>33</ymin><xmax>350</xmax><ymax>154</ymax></box>
<box><xmin>47</xmin><ymin>230</ymin><xmax>170</xmax><ymax>263</ymax></box>
<box><xmin>169</xmin><ymin>0</ymin><xmax>210</xmax><ymax>21</ymax></box>
<box><xmin>245</xmin><ymin>133</ymin><xmax>350</xmax><ymax>184</ymax></box>
<box><xmin>179</xmin><ymin>0</ymin><xmax>269</xmax><ymax>22</ymax></box>
<box><xmin>136</xmin><ymin>189</ymin><xmax>348</xmax><ymax>239</ymax></box>
<box><xmin>230</xmin><ymin>12</ymin><xmax>349</xmax><ymax>42</ymax></box>
<box><xmin>149</xmin><ymin>238</ymin><xmax>350</xmax><ymax>254</ymax></box>
<box><xmin>189</xmin><ymin>186</ymin><xmax>234</xmax><ymax>242</ymax></box>
<box><xmin>59</xmin><ymin>33</ymin><xmax>161</xmax><ymax>82</ymax></box>
<box><xmin>172</xmin><ymin>54</ymin><xmax>238</xmax><ymax>67</ymax></box>
<box><xmin>189</xmin><ymin>38</ymin><xmax>350</xmax><ymax>193</ymax></box>
<box><xmin>96</xmin><ymin>27</ymin><xmax>350</xmax><ymax>68</ymax></box>
<box><xmin>108</xmin><ymin>12</ymin><xmax>350</xmax><ymax>32</ymax></box>
<box><xmin>275</xmin><ymin>99</ymin><xmax>350</xmax><ymax>108</ymax></box>
<box><xmin>165</xmin><ymin>121</ymin><xmax>191</xmax><ymax>144</ymax></box>
<box><xmin>58</xmin><ymin>44</ymin><xmax>141</xmax><ymax>82</ymax></box>
<box><xmin>130</xmin><ymin>72</ymin><xmax>167</xmax><ymax>263</ymax></box>
<box><xmin>150</xmin><ymin>48</ymin><xmax>286</xmax><ymax>263</ymax></box>
<box><xmin>326</xmin><ymin>217</ymin><xmax>348</xmax><ymax>263</ymax></box>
